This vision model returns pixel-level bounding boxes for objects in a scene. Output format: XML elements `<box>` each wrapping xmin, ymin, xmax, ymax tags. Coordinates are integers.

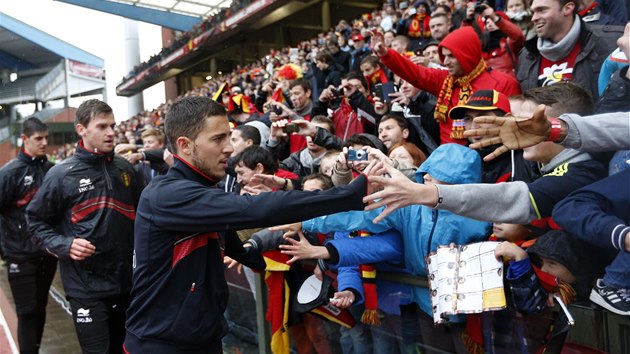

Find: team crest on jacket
<box><xmin>121</xmin><ymin>172</ymin><xmax>131</xmax><ymax>188</ymax></box>
<box><xmin>78</xmin><ymin>178</ymin><xmax>95</xmax><ymax>193</ymax></box>
<box><xmin>24</xmin><ymin>175</ymin><xmax>33</xmax><ymax>187</ymax></box>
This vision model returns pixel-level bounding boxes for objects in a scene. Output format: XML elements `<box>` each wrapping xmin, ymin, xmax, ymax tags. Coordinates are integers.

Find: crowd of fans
<box><xmin>10</xmin><ymin>0</ymin><xmax>630</xmax><ymax>352</ymax></box>
<box><xmin>121</xmin><ymin>0</ymin><xmax>255</xmax><ymax>81</ymax></box>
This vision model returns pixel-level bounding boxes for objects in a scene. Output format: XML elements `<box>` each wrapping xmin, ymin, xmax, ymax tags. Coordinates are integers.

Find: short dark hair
<box><xmin>302</xmin><ymin>173</ymin><xmax>333</xmax><ymax>190</ymax></box>
<box><xmin>342</xmin><ymin>72</ymin><xmax>368</xmax><ymax>91</ymax></box>
<box><xmin>75</xmin><ymin>99</ymin><xmax>113</xmax><ymax>127</ymax></box>
<box><xmin>289</xmin><ymin>78</ymin><xmax>311</xmax><ymax>94</ymax></box>
<box><xmin>345</xmin><ymin>133</ymin><xmax>388</xmax><ymax>154</ymax></box>
<box><xmin>430</xmin><ymin>12</ymin><xmax>450</xmax><ymax>22</ymax></box>
<box><xmin>311</xmin><ymin>115</ymin><xmax>335</xmax><ymax>135</ymax></box>
<box><xmin>233</xmin><ymin>145</ymin><xmax>278</xmax><ymax>174</ymax></box>
<box><xmin>316</xmin><ymin>51</ymin><xmax>334</xmax><ymax>64</ymax></box>
<box><xmin>235</xmin><ymin>125</ymin><xmax>261</xmax><ymax>145</ymax></box>
<box><xmin>165</xmin><ymin>96</ymin><xmax>226</xmax><ymax>153</ymax></box>
<box><xmin>379</xmin><ymin>114</ymin><xmax>409</xmax><ymax>131</ymax></box>
<box><xmin>557</xmin><ymin>0</ymin><xmax>579</xmax><ymax>14</ymax></box>
<box><xmin>523</xmin><ymin>83</ymin><xmax>593</xmax><ymax>116</ymax></box>
<box><xmin>21</xmin><ymin>117</ymin><xmax>48</xmax><ymax>137</ymax></box>
<box><xmin>433</xmin><ymin>4</ymin><xmax>452</xmax><ymax>15</ymax></box>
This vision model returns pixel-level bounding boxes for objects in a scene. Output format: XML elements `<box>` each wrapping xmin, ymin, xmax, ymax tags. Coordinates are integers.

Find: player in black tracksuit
<box><xmin>26</xmin><ymin>100</ymin><xmax>142</xmax><ymax>354</ymax></box>
<box><xmin>124</xmin><ymin>96</ymin><xmax>375</xmax><ymax>353</ymax></box>
<box><xmin>0</xmin><ymin>118</ymin><xmax>57</xmax><ymax>354</ymax></box>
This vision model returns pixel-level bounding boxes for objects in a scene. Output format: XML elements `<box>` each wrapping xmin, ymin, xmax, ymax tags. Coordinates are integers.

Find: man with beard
<box><xmin>517</xmin><ymin>0</ymin><xmax>620</xmax><ymax>98</ymax></box>
<box><xmin>124</xmin><ymin>96</ymin><xmax>378</xmax><ymax>353</ymax></box>
<box><xmin>27</xmin><ymin>100</ymin><xmax>142</xmax><ymax>353</ymax></box>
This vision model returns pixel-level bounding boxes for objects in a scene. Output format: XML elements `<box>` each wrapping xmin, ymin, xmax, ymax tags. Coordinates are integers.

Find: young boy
<box><xmin>495</xmin><ymin>230</ymin><xmax>612</xmax><ymax>313</ymax></box>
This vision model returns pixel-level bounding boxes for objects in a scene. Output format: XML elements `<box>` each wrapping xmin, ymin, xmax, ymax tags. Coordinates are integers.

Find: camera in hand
<box><xmin>348</xmin><ymin>149</ymin><xmax>368</xmax><ymax>161</ymax></box>
<box><xmin>282</xmin><ymin>124</ymin><xmax>300</xmax><ymax>134</ymax></box>
<box><xmin>474</xmin><ymin>1</ymin><xmax>488</xmax><ymax>13</ymax></box>
<box><xmin>330</xmin><ymin>86</ymin><xmax>343</xmax><ymax>97</ymax></box>
<box><xmin>272</xmin><ymin>105</ymin><xmax>283</xmax><ymax>115</ymax></box>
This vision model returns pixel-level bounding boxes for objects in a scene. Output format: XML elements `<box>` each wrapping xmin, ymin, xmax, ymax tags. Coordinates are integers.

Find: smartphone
<box><xmin>408</xmin><ymin>7</ymin><xmax>417</xmax><ymax>15</ymax></box>
<box><xmin>283</xmin><ymin>124</ymin><xmax>300</xmax><ymax>134</ymax></box>
<box><xmin>381</xmin><ymin>82</ymin><xmax>396</xmax><ymax>103</ymax></box>
<box><xmin>373</xmin><ymin>84</ymin><xmax>384</xmax><ymax>101</ymax></box>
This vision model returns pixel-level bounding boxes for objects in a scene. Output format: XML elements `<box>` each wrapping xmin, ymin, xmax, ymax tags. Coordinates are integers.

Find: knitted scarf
<box><xmin>364</xmin><ymin>68</ymin><xmax>388</xmax><ymax>92</ymax></box>
<box><xmin>352</xmin><ymin>230</ymin><xmax>381</xmax><ymax>325</ymax></box>
<box><xmin>434</xmin><ymin>59</ymin><xmax>487</xmax><ymax>135</ymax></box>
<box><xmin>407</xmin><ymin>14</ymin><xmax>432</xmax><ymax>38</ymax></box>
<box><xmin>537</xmin><ymin>15</ymin><xmax>581</xmax><ymax>62</ymax></box>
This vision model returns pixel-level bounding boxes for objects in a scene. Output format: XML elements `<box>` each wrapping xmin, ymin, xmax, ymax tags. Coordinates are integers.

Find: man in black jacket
<box><xmin>0</xmin><ymin>117</ymin><xmax>57</xmax><ymax>354</ymax></box>
<box><xmin>516</xmin><ymin>0</ymin><xmax>621</xmax><ymax>98</ymax></box>
<box><xmin>27</xmin><ymin>100</ymin><xmax>142</xmax><ymax>354</ymax></box>
<box><xmin>124</xmin><ymin>96</ymin><xmax>375</xmax><ymax>353</ymax></box>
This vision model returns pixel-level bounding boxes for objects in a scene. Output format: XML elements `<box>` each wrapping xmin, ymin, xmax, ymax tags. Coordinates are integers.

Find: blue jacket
<box><xmin>303</xmin><ymin>144</ymin><xmax>492</xmax><ymax>315</ymax></box>
<box><xmin>331</xmin><ymin>230</ymin><xmax>414</xmax><ymax>315</ymax></box>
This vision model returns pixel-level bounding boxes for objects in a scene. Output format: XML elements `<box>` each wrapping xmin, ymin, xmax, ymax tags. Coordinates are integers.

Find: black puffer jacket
<box><xmin>26</xmin><ymin>142</ymin><xmax>142</xmax><ymax>299</ymax></box>
<box><xmin>0</xmin><ymin>150</ymin><xmax>53</xmax><ymax>261</ymax></box>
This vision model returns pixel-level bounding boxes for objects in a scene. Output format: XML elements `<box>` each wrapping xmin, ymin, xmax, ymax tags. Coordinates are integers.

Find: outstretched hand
<box><xmin>465</xmin><ymin>104</ymin><xmax>550</xmax><ymax>161</ymax></box>
<box><xmin>279</xmin><ymin>230</ymin><xmax>326</xmax><ymax>264</ymax></box>
<box><xmin>269</xmin><ymin>222</ymin><xmax>302</xmax><ymax>238</ymax></box>
<box><xmin>368</xmin><ymin>29</ymin><xmax>388</xmax><ymax>56</ymax></box>
<box><xmin>363</xmin><ymin>163</ymin><xmax>434</xmax><ymax>224</ymax></box>
<box><xmin>224</xmin><ymin>255</ymin><xmax>244</xmax><ymax>274</ymax></box>
<box><xmin>250</xmin><ymin>174</ymin><xmax>287</xmax><ymax>190</ymax></box>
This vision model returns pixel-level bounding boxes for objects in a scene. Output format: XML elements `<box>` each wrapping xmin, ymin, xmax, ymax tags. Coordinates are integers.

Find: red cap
<box><xmin>351</xmin><ymin>34</ymin><xmax>365</xmax><ymax>42</ymax></box>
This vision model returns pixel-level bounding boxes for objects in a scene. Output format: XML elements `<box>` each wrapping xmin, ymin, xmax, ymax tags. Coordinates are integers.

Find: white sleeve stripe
<box><xmin>619</xmin><ymin>227</ymin><xmax>630</xmax><ymax>252</ymax></box>
<box><xmin>612</xmin><ymin>224</ymin><xmax>626</xmax><ymax>250</ymax></box>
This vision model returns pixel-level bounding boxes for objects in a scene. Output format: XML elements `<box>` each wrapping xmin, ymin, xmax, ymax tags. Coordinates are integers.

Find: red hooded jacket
<box><xmin>380</xmin><ymin>26</ymin><xmax>521</xmax><ymax>144</ymax></box>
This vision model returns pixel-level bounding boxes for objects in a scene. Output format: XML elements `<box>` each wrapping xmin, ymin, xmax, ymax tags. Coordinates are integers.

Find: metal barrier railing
<box><xmin>226</xmin><ymin>265</ymin><xmax>630</xmax><ymax>354</ymax></box>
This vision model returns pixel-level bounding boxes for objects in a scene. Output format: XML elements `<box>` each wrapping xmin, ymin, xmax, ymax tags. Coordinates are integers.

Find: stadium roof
<box><xmin>0</xmin><ymin>11</ymin><xmax>104</xmax><ymax>71</ymax></box>
<box><xmin>56</xmin><ymin>0</ymin><xmax>232</xmax><ymax>31</ymax></box>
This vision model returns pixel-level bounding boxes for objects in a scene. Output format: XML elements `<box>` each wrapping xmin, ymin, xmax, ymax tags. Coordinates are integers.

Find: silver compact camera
<box><xmin>348</xmin><ymin>149</ymin><xmax>368</xmax><ymax>161</ymax></box>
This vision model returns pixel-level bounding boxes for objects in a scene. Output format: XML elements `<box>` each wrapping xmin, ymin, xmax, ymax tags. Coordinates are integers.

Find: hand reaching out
<box><xmin>250</xmin><ymin>174</ymin><xmax>289</xmax><ymax>190</ymax></box>
<box><xmin>278</xmin><ymin>230</ymin><xmax>329</xmax><ymax>264</ymax></box>
<box><xmin>465</xmin><ymin>104</ymin><xmax>551</xmax><ymax>161</ymax></box>
<box><xmin>494</xmin><ymin>241</ymin><xmax>528</xmax><ymax>262</ymax></box>
<box><xmin>241</xmin><ymin>184</ymin><xmax>273</xmax><ymax>195</ymax></box>
<box><xmin>363</xmin><ymin>163</ymin><xmax>434</xmax><ymax>223</ymax></box>
<box><xmin>269</xmin><ymin>222</ymin><xmax>303</xmax><ymax>238</ymax></box>
<box><xmin>368</xmin><ymin>29</ymin><xmax>388</xmax><ymax>56</ymax></box>
<box><xmin>224</xmin><ymin>255</ymin><xmax>244</xmax><ymax>274</ymax></box>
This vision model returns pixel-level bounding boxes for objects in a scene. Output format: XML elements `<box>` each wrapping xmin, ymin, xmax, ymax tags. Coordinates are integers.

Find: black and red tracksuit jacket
<box><xmin>0</xmin><ymin>150</ymin><xmax>53</xmax><ymax>261</ymax></box>
<box><xmin>124</xmin><ymin>155</ymin><xmax>368</xmax><ymax>352</ymax></box>
<box><xmin>26</xmin><ymin>142</ymin><xmax>141</xmax><ymax>299</ymax></box>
